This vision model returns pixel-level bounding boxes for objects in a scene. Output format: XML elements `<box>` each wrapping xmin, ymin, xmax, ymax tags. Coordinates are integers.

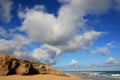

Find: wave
<box><xmin>64</xmin><ymin>71</ymin><xmax>120</xmax><ymax>80</ymax></box>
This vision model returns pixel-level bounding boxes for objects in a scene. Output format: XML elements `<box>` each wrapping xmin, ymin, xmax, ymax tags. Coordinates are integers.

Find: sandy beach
<box><xmin>0</xmin><ymin>74</ymin><xmax>81</xmax><ymax>80</ymax></box>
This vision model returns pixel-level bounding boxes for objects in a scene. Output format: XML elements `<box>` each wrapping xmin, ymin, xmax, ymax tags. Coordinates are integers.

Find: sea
<box><xmin>63</xmin><ymin>71</ymin><xmax>120</xmax><ymax>80</ymax></box>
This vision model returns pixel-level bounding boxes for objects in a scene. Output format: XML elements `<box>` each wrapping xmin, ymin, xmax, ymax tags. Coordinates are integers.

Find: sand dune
<box><xmin>0</xmin><ymin>74</ymin><xmax>81</xmax><ymax>80</ymax></box>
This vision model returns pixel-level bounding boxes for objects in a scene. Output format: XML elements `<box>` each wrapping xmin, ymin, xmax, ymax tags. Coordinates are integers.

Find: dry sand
<box><xmin>0</xmin><ymin>74</ymin><xmax>81</xmax><ymax>80</ymax></box>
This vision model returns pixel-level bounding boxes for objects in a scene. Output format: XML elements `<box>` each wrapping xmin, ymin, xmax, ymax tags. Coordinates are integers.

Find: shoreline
<box><xmin>71</xmin><ymin>71</ymin><xmax>120</xmax><ymax>80</ymax></box>
<box><xmin>0</xmin><ymin>74</ymin><xmax>81</xmax><ymax>80</ymax></box>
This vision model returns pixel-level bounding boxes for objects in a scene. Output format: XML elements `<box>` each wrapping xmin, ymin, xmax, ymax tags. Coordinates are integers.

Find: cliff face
<box><xmin>0</xmin><ymin>54</ymin><xmax>66</xmax><ymax>76</ymax></box>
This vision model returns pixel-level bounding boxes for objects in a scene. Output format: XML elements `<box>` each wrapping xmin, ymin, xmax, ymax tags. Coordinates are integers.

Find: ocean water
<box><xmin>64</xmin><ymin>71</ymin><xmax>120</xmax><ymax>80</ymax></box>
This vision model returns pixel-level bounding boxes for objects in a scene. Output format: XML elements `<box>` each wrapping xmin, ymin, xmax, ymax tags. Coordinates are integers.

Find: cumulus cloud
<box><xmin>17</xmin><ymin>0</ymin><xmax>112</xmax><ymax>64</ymax></box>
<box><xmin>0</xmin><ymin>0</ymin><xmax>113</xmax><ymax>64</ymax></box>
<box><xmin>31</xmin><ymin>48</ymin><xmax>57</xmax><ymax>64</ymax></box>
<box><xmin>62</xmin><ymin>57</ymin><xmax>120</xmax><ymax>69</ymax></box>
<box><xmin>91</xmin><ymin>42</ymin><xmax>114</xmax><ymax>55</ymax></box>
<box><xmin>104</xmin><ymin>57</ymin><xmax>118</xmax><ymax>64</ymax></box>
<box><xmin>0</xmin><ymin>32</ymin><xmax>57</xmax><ymax>64</ymax></box>
<box><xmin>58</xmin><ymin>0</ymin><xmax>111</xmax><ymax>15</ymax></box>
<box><xmin>0</xmin><ymin>0</ymin><xmax>13</xmax><ymax>23</ymax></box>
<box><xmin>0</xmin><ymin>34</ymin><xmax>31</xmax><ymax>58</ymax></box>
<box><xmin>41</xmin><ymin>44</ymin><xmax>61</xmax><ymax>55</ymax></box>
<box><xmin>19</xmin><ymin>0</ymin><xmax>110</xmax><ymax>45</ymax></box>
<box><xmin>43</xmin><ymin>30</ymin><xmax>103</xmax><ymax>54</ymax></box>
<box><xmin>59</xmin><ymin>31</ymin><xmax>103</xmax><ymax>52</ymax></box>
<box><xmin>103</xmin><ymin>57</ymin><xmax>120</xmax><ymax>67</ymax></box>
<box><xmin>19</xmin><ymin>6</ymin><xmax>76</xmax><ymax>45</ymax></box>
<box><xmin>69</xmin><ymin>59</ymin><xmax>78</xmax><ymax>66</ymax></box>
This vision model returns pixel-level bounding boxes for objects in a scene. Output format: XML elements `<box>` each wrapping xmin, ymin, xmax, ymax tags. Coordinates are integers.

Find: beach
<box><xmin>0</xmin><ymin>74</ymin><xmax>81</xmax><ymax>80</ymax></box>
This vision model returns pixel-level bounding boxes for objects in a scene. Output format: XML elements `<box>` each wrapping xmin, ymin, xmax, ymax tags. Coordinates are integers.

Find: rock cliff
<box><xmin>0</xmin><ymin>54</ymin><xmax>66</xmax><ymax>76</ymax></box>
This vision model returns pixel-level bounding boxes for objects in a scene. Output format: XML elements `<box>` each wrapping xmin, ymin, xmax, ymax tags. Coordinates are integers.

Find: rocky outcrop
<box><xmin>16</xmin><ymin>60</ymin><xmax>30</xmax><ymax>75</ymax></box>
<box><xmin>30</xmin><ymin>62</ymin><xmax>66</xmax><ymax>76</ymax></box>
<box><xmin>0</xmin><ymin>54</ymin><xmax>66</xmax><ymax>76</ymax></box>
<box><xmin>0</xmin><ymin>54</ymin><xmax>17</xmax><ymax>76</ymax></box>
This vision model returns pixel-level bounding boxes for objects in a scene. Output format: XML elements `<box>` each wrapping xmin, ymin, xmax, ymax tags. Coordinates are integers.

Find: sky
<box><xmin>0</xmin><ymin>0</ymin><xmax>120</xmax><ymax>71</ymax></box>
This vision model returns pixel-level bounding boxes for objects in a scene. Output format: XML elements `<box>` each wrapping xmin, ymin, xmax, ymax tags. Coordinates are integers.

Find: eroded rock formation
<box><xmin>0</xmin><ymin>54</ymin><xmax>66</xmax><ymax>76</ymax></box>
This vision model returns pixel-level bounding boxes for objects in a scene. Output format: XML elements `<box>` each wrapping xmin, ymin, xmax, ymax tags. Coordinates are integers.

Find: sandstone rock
<box><xmin>30</xmin><ymin>62</ymin><xmax>45</xmax><ymax>74</ymax></box>
<box><xmin>43</xmin><ymin>65</ymin><xmax>66</xmax><ymax>76</ymax></box>
<box><xmin>0</xmin><ymin>53</ymin><xmax>66</xmax><ymax>76</ymax></box>
<box><xmin>0</xmin><ymin>54</ymin><xmax>16</xmax><ymax>76</ymax></box>
<box><xmin>31</xmin><ymin>63</ymin><xmax>66</xmax><ymax>76</ymax></box>
<box><xmin>31</xmin><ymin>62</ymin><xmax>48</xmax><ymax>74</ymax></box>
<box><xmin>16</xmin><ymin>60</ymin><xmax>30</xmax><ymax>75</ymax></box>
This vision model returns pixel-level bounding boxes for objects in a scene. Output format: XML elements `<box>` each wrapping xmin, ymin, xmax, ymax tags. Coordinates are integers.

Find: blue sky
<box><xmin>0</xmin><ymin>0</ymin><xmax>120</xmax><ymax>71</ymax></box>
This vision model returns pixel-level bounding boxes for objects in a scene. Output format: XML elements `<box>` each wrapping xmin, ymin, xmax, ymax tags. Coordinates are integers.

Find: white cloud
<box><xmin>0</xmin><ymin>34</ymin><xmax>31</xmax><ymax>58</ymax></box>
<box><xmin>31</xmin><ymin>48</ymin><xmax>56</xmax><ymax>64</ymax></box>
<box><xmin>56</xmin><ymin>57</ymin><xmax>120</xmax><ymax>69</ymax></box>
<box><xmin>91</xmin><ymin>42</ymin><xmax>114</xmax><ymax>55</ymax></box>
<box><xmin>59</xmin><ymin>57</ymin><xmax>120</xmax><ymax>69</ymax></box>
<box><xmin>19</xmin><ymin>7</ymin><xmax>61</xmax><ymax>45</ymax></box>
<box><xmin>19</xmin><ymin>6</ymin><xmax>75</xmax><ymax>45</ymax></box>
<box><xmin>0</xmin><ymin>32</ymin><xmax>56</xmax><ymax>64</ymax></box>
<box><xmin>91</xmin><ymin>47</ymin><xmax>110</xmax><ymax>55</ymax></box>
<box><xmin>69</xmin><ymin>59</ymin><xmax>78</xmax><ymax>66</ymax></box>
<box><xmin>103</xmin><ymin>57</ymin><xmax>120</xmax><ymax>67</ymax></box>
<box><xmin>104</xmin><ymin>57</ymin><xmax>118</xmax><ymax>64</ymax></box>
<box><xmin>0</xmin><ymin>27</ymin><xmax>17</xmax><ymax>38</ymax></box>
<box><xmin>61</xmin><ymin>31</ymin><xmax>103</xmax><ymax>52</ymax></box>
<box><xmin>17</xmin><ymin>0</ymin><xmax>110</xmax><ymax>64</ymax></box>
<box><xmin>19</xmin><ymin>5</ymin><xmax>103</xmax><ymax>53</ymax></box>
<box><xmin>52</xmin><ymin>30</ymin><xmax>103</xmax><ymax>53</ymax></box>
<box><xmin>19</xmin><ymin>0</ymin><xmax>110</xmax><ymax>45</ymax></box>
<box><xmin>31</xmin><ymin>48</ymin><xmax>50</xmax><ymax>61</ymax></box>
<box><xmin>0</xmin><ymin>0</ymin><xmax>13</xmax><ymax>23</ymax></box>
<box><xmin>28</xmin><ymin>30</ymin><xmax>102</xmax><ymax>64</ymax></box>
<box><xmin>58</xmin><ymin>0</ymin><xmax>111</xmax><ymax>15</ymax></box>
<box><xmin>39</xmin><ymin>30</ymin><xmax>103</xmax><ymax>55</ymax></box>
<box><xmin>41</xmin><ymin>44</ymin><xmax>62</xmax><ymax>55</ymax></box>
<box><xmin>0</xmin><ymin>0</ymin><xmax>117</xmax><ymax>65</ymax></box>
<box><xmin>0</xmin><ymin>27</ymin><xmax>8</xmax><ymax>37</ymax></box>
